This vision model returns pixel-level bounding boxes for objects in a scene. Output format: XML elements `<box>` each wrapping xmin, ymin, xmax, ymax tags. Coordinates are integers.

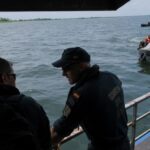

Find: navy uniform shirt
<box><xmin>54</xmin><ymin>65</ymin><xmax>130</xmax><ymax>150</ymax></box>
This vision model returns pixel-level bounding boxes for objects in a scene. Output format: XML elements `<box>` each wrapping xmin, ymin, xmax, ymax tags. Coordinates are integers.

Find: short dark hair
<box><xmin>0</xmin><ymin>57</ymin><xmax>13</xmax><ymax>74</ymax></box>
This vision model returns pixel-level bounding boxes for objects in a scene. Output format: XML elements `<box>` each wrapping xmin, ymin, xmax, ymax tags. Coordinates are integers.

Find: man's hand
<box><xmin>52</xmin><ymin>143</ymin><xmax>60</xmax><ymax>150</ymax></box>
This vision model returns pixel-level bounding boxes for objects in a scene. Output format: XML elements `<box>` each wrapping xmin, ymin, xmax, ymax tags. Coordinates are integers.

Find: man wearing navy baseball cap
<box><xmin>52</xmin><ymin>47</ymin><xmax>90</xmax><ymax>68</ymax></box>
<box><xmin>51</xmin><ymin>47</ymin><xmax>130</xmax><ymax>150</ymax></box>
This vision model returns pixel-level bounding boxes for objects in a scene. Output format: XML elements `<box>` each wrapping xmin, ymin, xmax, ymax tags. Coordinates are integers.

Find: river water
<box><xmin>0</xmin><ymin>15</ymin><xmax>150</xmax><ymax>149</ymax></box>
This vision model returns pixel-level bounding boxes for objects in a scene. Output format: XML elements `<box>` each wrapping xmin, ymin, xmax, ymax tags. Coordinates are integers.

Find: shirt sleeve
<box><xmin>20</xmin><ymin>95</ymin><xmax>52</xmax><ymax>150</ymax></box>
<box><xmin>53</xmin><ymin>87</ymin><xmax>88</xmax><ymax>137</ymax></box>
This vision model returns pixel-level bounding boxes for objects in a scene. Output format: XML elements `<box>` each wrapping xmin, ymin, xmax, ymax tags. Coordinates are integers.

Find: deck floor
<box><xmin>135</xmin><ymin>131</ymin><xmax>150</xmax><ymax>150</ymax></box>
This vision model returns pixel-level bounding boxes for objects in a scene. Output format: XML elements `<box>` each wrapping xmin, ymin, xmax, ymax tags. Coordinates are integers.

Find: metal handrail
<box><xmin>125</xmin><ymin>92</ymin><xmax>150</xmax><ymax>150</ymax></box>
<box><xmin>127</xmin><ymin>111</ymin><xmax>150</xmax><ymax>127</ymax></box>
<box><xmin>135</xmin><ymin>128</ymin><xmax>150</xmax><ymax>141</ymax></box>
<box><xmin>59</xmin><ymin>92</ymin><xmax>150</xmax><ymax>150</ymax></box>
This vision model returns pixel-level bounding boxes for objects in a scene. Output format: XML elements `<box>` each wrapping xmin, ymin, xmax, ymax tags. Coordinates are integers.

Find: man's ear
<box><xmin>80</xmin><ymin>62</ymin><xmax>90</xmax><ymax>69</ymax></box>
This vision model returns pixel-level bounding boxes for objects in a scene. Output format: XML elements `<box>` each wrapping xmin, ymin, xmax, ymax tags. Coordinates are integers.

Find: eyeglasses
<box><xmin>8</xmin><ymin>73</ymin><xmax>16</xmax><ymax>80</ymax></box>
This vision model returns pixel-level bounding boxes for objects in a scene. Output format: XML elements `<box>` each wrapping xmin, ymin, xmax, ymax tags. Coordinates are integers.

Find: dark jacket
<box><xmin>54</xmin><ymin>65</ymin><xmax>130</xmax><ymax>150</ymax></box>
<box><xmin>0</xmin><ymin>84</ymin><xmax>51</xmax><ymax>150</ymax></box>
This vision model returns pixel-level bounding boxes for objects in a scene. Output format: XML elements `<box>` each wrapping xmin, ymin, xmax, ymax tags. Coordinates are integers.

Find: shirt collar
<box><xmin>0</xmin><ymin>84</ymin><xmax>20</xmax><ymax>96</ymax></box>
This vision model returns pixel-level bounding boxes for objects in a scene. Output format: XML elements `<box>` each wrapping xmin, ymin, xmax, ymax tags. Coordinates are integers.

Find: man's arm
<box><xmin>51</xmin><ymin>127</ymin><xmax>64</xmax><ymax>145</ymax></box>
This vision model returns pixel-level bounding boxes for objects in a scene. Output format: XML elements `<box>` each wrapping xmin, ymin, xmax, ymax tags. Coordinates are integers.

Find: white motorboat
<box><xmin>138</xmin><ymin>43</ymin><xmax>150</xmax><ymax>62</ymax></box>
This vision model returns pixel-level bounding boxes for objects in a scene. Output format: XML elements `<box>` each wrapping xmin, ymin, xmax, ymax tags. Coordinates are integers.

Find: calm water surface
<box><xmin>0</xmin><ymin>16</ymin><xmax>150</xmax><ymax>150</ymax></box>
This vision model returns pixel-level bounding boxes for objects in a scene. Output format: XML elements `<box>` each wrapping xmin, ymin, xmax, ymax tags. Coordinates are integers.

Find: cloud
<box><xmin>0</xmin><ymin>0</ymin><xmax>149</xmax><ymax>19</ymax></box>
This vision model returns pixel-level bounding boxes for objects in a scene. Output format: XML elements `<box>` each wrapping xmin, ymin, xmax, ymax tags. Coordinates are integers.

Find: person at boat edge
<box><xmin>51</xmin><ymin>47</ymin><xmax>131</xmax><ymax>150</ymax></box>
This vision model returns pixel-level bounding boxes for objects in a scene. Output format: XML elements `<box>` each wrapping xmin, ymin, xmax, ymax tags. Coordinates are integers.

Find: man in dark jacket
<box><xmin>51</xmin><ymin>47</ymin><xmax>130</xmax><ymax>150</ymax></box>
<box><xmin>0</xmin><ymin>57</ymin><xmax>52</xmax><ymax>150</ymax></box>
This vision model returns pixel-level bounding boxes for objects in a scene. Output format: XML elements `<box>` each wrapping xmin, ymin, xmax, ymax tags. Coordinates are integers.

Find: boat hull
<box><xmin>138</xmin><ymin>44</ymin><xmax>150</xmax><ymax>62</ymax></box>
<box><xmin>141</xmin><ymin>24</ymin><xmax>150</xmax><ymax>27</ymax></box>
<box><xmin>141</xmin><ymin>22</ymin><xmax>150</xmax><ymax>27</ymax></box>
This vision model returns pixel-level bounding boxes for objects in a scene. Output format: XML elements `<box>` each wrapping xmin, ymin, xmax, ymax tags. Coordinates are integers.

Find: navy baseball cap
<box><xmin>52</xmin><ymin>47</ymin><xmax>90</xmax><ymax>68</ymax></box>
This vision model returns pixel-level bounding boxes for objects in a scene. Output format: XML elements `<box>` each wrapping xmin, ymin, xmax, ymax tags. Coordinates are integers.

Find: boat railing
<box><xmin>126</xmin><ymin>92</ymin><xmax>150</xmax><ymax>150</ymax></box>
<box><xmin>57</xmin><ymin>92</ymin><xmax>150</xmax><ymax>150</ymax></box>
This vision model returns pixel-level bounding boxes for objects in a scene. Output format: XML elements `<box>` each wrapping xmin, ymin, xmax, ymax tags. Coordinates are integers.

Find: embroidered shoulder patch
<box><xmin>63</xmin><ymin>105</ymin><xmax>71</xmax><ymax>117</ymax></box>
<box><xmin>72</xmin><ymin>92</ymin><xmax>80</xmax><ymax>100</ymax></box>
<box><xmin>108</xmin><ymin>86</ymin><xmax>120</xmax><ymax>101</ymax></box>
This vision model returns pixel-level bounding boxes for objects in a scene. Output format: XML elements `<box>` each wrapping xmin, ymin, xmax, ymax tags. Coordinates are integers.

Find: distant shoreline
<box><xmin>0</xmin><ymin>17</ymin><xmax>54</xmax><ymax>23</ymax></box>
<box><xmin>0</xmin><ymin>15</ymin><xmax>149</xmax><ymax>23</ymax></box>
<box><xmin>0</xmin><ymin>18</ymin><xmax>12</xmax><ymax>22</ymax></box>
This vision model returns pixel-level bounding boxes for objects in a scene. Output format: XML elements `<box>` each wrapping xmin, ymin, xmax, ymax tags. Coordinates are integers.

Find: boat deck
<box><xmin>135</xmin><ymin>131</ymin><xmax>150</xmax><ymax>150</ymax></box>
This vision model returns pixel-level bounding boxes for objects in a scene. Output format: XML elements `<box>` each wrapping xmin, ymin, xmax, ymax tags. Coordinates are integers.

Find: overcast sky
<box><xmin>0</xmin><ymin>0</ymin><xmax>149</xmax><ymax>20</ymax></box>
